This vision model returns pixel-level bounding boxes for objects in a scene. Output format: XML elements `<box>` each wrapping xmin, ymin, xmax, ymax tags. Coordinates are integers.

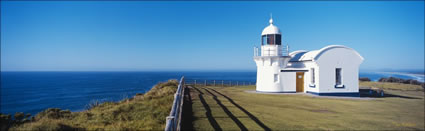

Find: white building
<box><xmin>253</xmin><ymin>18</ymin><xmax>364</xmax><ymax>96</ymax></box>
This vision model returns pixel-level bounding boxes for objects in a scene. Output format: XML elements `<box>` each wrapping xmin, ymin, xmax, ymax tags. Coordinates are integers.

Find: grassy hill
<box><xmin>7</xmin><ymin>79</ymin><xmax>178</xmax><ymax>130</ymax></box>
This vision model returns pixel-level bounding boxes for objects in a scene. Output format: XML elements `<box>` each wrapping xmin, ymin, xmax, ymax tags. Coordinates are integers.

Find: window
<box><xmin>261</xmin><ymin>34</ymin><xmax>282</xmax><ymax>45</ymax></box>
<box><xmin>268</xmin><ymin>35</ymin><xmax>275</xmax><ymax>45</ymax></box>
<box><xmin>311</xmin><ymin>68</ymin><xmax>315</xmax><ymax>84</ymax></box>
<box><xmin>335</xmin><ymin>68</ymin><xmax>342</xmax><ymax>85</ymax></box>
<box><xmin>275</xmin><ymin>34</ymin><xmax>281</xmax><ymax>45</ymax></box>
<box><xmin>274</xmin><ymin>74</ymin><xmax>279</xmax><ymax>83</ymax></box>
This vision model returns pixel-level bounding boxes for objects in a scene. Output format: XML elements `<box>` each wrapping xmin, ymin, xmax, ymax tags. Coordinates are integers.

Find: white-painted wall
<box><xmin>254</xmin><ymin>56</ymin><xmax>290</xmax><ymax>92</ymax></box>
<box><xmin>315</xmin><ymin>48</ymin><xmax>363</xmax><ymax>93</ymax></box>
<box><xmin>303</xmin><ymin>62</ymin><xmax>320</xmax><ymax>93</ymax></box>
<box><xmin>280</xmin><ymin>72</ymin><xmax>296</xmax><ymax>92</ymax></box>
<box><xmin>255</xmin><ymin>63</ymin><xmax>282</xmax><ymax>92</ymax></box>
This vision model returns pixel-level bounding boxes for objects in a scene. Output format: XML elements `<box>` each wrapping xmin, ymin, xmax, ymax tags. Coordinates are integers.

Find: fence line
<box><xmin>184</xmin><ymin>79</ymin><xmax>256</xmax><ymax>87</ymax></box>
<box><xmin>165</xmin><ymin>76</ymin><xmax>185</xmax><ymax>131</ymax></box>
<box><xmin>165</xmin><ymin>77</ymin><xmax>255</xmax><ymax>131</ymax></box>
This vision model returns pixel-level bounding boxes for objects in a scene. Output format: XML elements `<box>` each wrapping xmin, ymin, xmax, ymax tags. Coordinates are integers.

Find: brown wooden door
<box><xmin>296</xmin><ymin>72</ymin><xmax>304</xmax><ymax>92</ymax></box>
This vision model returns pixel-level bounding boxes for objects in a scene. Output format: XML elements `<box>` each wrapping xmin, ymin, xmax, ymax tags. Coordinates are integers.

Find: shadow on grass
<box><xmin>191</xmin><ymin>86</ymin><xmax>222</xmax><ymax>131</ymax></box>
<box><xmin>359</xmin><ymin>89</ymin><xmax>423</xmax><ymax>99</ymax></box>
<box><xmin>207</xmin><ymin>88</ymin><xmax>271</xmax><ymax>131</ymax></box>
<box><xmin>202</xmin><ymin>87</ymin><xmax>248</xmax><ymax>131</ymax></box>
<box><xmin>181</xmin><ymin>86</ymin><xmax>193</xmax><ymax>130</ymax></box>
<box><xmin>383</xmin><ymin>93</ymin><xmax>423</xmax><ymax>99</ymax></box>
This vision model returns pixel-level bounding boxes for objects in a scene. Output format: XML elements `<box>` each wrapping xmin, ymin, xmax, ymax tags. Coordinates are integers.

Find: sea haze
<box><xmin>0</xmin><ymin>71</ymin><xmax>423</xmax><ymax>116</ymax></box>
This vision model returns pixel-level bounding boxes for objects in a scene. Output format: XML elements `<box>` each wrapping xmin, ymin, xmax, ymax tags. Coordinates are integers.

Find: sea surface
<box><xmin>1</xmin><ymin>71</ymin><xmax>424</xmax><ymax>116</ymax></box>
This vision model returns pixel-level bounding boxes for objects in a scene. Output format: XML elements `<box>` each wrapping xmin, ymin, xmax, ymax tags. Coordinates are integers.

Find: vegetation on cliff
<box><xmin>3</xmin><ymin>79</ymin><xmax>178</xmax><ymax>131</ymax></box>
<box><xmin>378</xmin><ymin>77</ymin><xmax>424</xmax><ymax>87</ymax></box>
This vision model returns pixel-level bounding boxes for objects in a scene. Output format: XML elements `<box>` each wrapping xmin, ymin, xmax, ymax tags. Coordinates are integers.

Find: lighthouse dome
<box><xmin>261</xmin><ymin>18</ymin><xmax>281</xmax><ymax>35</ymax></box>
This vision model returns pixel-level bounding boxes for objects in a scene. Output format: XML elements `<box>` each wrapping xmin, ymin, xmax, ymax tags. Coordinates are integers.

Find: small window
<box><xmin>261</xmin><ymin>34</ymin><xmax>282</xmax><ymax>45</ymax></box>
<box><xmin>274</xmin><ymin>74</ymin><xmax>279</xmax><ymax>83</ymax></box>
<box><xmin>311</xmin><ymin>68</ymin><xmax>315</xmax><ymax>84</ymax></box>
<box><xmin>275</xmin><ymin>34</ymin><xmax>281</xmax><ymax>45</ymax></box>
<box><xmin>335</xmin><ymin>68</ymin><xmax>342</xmax><ymax>85</ymax></box>
<box><xmin>267</xmin><ymin>35</ymin><xmax>275</xmax><ymax>45</ymax></box>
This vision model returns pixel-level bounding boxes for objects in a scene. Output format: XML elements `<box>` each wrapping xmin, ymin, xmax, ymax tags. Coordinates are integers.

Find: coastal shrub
<box><xmin>0</xmin><ymin>112</ymin><xmax>34</xmax><ymax>130</ymax></box>
<box><xmin>14</xmin><ymin>112</ymin><xmax>25</xmax><ymax>122</ymax></box>
<box><xmin>11</xmin><ymin>79</ymin><xmax>180</xmax><ymax>131</ymax></box>
<box><xmin>15</xmin><ymin>119</ymin><xmax>83</xmax><ymax>131</ymax></box>
<box><xmin>359</xmin><ymin>77</ymin><xmax>371</xmax><ymax>82</ymax></box>
<box><xmin>144</xmin><ymin>79</ymin><xmax>178</xmax><ymax>99</ymax></box>
<box><xmin>35</xmin><ymin>108</ymin><xmax>72</xmax><ymax>120</ymax></box>
<box><xmin>85</xmin><ymin>99</ymin><xmax>103</xmax><ymax>110</ymax></box>
<box><xmin>0</xmin><ymin>113</ymin><xmax>12</xmax><ymax>131</ymax></box>
<box><xmin>378</xmin><ymin>77</ymin><xmax>425</xmax><ymax>88</ymax></box>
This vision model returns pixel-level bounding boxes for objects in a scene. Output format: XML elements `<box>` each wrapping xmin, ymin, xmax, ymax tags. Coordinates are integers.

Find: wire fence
<box><xmin>184</xmin><ymin>79</ymin><xmax>256</xmax><ymax>87</ymax></box>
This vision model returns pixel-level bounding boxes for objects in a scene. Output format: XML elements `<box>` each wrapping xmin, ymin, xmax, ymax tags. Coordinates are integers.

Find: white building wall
<box><xmin>254</xmin><ymin>57</ymin><xmax>290</xmax><ymax>92</ymax></box>
<box><xmin>315</xmin><ymin>48</ymin><xmax>362</xmax><ymax>93</ymax></box>
<box><xmin>280</xmin><ymin>72</ymin><xmax>296</xmax><ymax>92</ymax></box>
<box><xmin>318</xmin><ymin>66</ymin><xmax>359</xmax><ymax>93</ymax></box>
<box><xmin>303</xmin><ymin>62</ymin><xmax>320</xmax><ymax>93</ymax></box>
<box><xmin>256</xmin><ymin>64</ymin><xmax>282</xmax><ymax>92</ymax></box>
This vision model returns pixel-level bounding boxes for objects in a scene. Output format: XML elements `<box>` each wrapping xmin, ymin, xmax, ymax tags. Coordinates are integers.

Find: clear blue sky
<box><xmin>1</xmin><ymin>1</ymin><xmax>424</xmax><ymax>71</ymax></box>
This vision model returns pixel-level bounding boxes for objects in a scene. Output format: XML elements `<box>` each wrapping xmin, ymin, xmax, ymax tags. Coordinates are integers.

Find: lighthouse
<box><xmin>253</xmin><ymin>16</ymin><xmax>364</xmax><ymax>95</ymax></box>
<box><xmin>253</xmin><ymin>17</ymin><xmax>291</xmax><ymax>92</ymax></box>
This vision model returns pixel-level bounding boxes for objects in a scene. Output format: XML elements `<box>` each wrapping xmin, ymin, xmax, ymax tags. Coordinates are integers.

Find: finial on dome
<box><xmin>262</xmin><ymin>13</ymin><xmax>281</xmax><ymax>35</ymax></box>
<box><xmin>269</xmin><ymin>13</ymin><xmax>273</xmax><ymax>24</ymax></box>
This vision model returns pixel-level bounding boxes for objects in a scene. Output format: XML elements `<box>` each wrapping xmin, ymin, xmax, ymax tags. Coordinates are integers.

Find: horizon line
<box><xmin>1</xmin><ymin>68</ymin><xmax>424</xmax><ymax>72</ymax></box>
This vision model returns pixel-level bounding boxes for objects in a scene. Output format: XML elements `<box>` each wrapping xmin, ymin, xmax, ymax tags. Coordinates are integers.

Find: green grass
<box><xmin>10</xmin><ymin>79</ymin><xmax>179</xmax><ymax>131</ymax></box>
<box><xmin>190</xmin><ymin>82</ymin><xmax>424</xmax><ymax>130</ymax></box>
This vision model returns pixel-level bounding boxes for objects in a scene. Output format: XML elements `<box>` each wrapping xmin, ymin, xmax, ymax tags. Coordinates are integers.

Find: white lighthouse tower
<box><xmin>254</xmin><ymin>17</ymin><xmax>291</xmax><ymax>92</ymax></box>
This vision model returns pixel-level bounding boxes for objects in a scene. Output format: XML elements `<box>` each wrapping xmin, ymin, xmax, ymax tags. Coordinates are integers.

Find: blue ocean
<box><xmin>1</xmin><ymin>71</ymin><xmax>424</xmax><ymax>116</ymax></box>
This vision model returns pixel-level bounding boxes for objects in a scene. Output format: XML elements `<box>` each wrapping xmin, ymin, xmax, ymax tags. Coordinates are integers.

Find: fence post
<box><xmin>222</xmin><ymin>80</ymin><xmax>224</xmax><ymax>86</ymax></box>
<box><xmin>165</xmin><ymin>116</ymin><xmax>175</xmax><ymax>131</ymax></box>
<box><xmin>237</xmin><ymin>81</ymin><xmax>239</xmax><ymax>86</ymax></box>
<box><xmin>214</xmin><ymin>80</ymin><xmax>216</xmax><ymax>86</ymax></box>
<box><xmin>194</xmin><ymin>80</ymin><xmax>197</xmax><ymax>87</ymax></box>
<box><xmin>204</xmin><ymin>80</ymin><xmax>207</xmax><ymax>86</ymax></box>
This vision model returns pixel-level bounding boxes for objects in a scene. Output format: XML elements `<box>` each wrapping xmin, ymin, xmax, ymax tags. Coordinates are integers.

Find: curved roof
<box><xmin>289</xmin><ymin>50</ymin><xmax>308</xmax><ymax>62</ymax></box>
<box><xmin>299</xmin><ymin>50</ymin><xmax>319</xmax><ymax>61</ymax></box>
<box><xmin>289</xmin><ymin>50</ymin><xmax>308</xmax><ymax>56</ymax></box>
<box><xmin>299</xmin><ymin>45</ymin><xmax>364</xmax><ymax>61</ymax></box>
<box><xmin>261</xmin><ymin>18</ymin><xmax>281</xmax><ymax>35</ymax></box>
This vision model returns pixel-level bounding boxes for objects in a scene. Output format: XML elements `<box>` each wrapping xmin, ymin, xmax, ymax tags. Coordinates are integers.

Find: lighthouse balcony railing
<box><xmin>282</xmin><ymin>45</ymin><xmax>289</xmax><ymax>56</ymax></box>
<box><xmin>254</xmin><ymin>46</ymin><xmax>260</xmax><ymax>57</ymax></box>
<box><xmin>254</xmin><ymin>45</ymin><xmax>289</xmax><ymax>57</ymax></box>
<box><xmin>262</xmin><ymin>49</ymin><xmax>279</xmax><ymax>56</ymax></box>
